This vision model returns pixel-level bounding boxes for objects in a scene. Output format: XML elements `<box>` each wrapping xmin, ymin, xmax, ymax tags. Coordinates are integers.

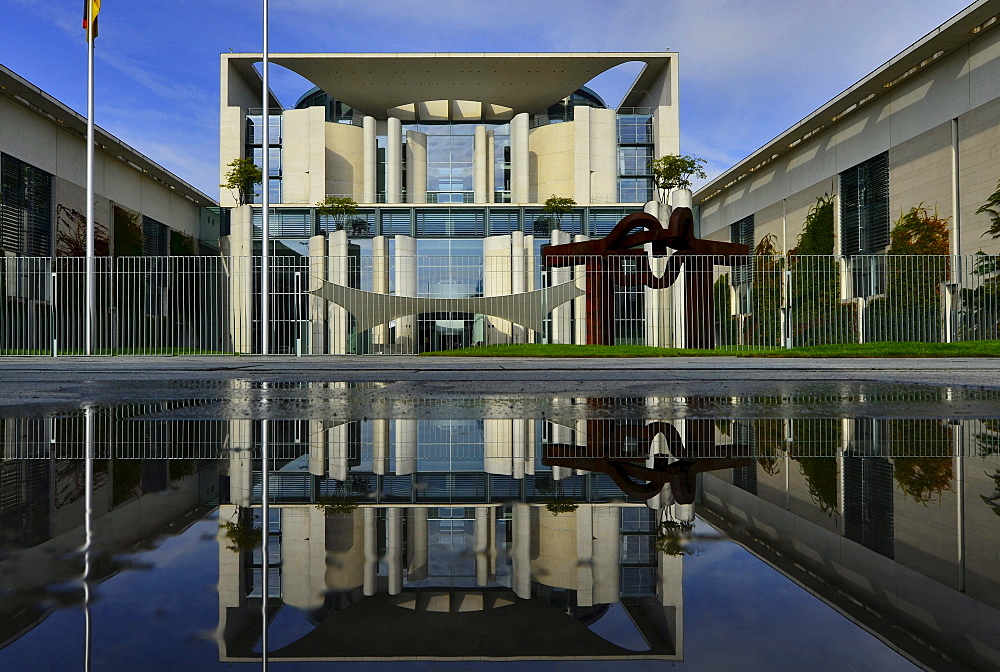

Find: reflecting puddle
<box><xmin>0</xmin><ymin>385</ymin><xmax>998</xmax><ymax>670</ymax></box>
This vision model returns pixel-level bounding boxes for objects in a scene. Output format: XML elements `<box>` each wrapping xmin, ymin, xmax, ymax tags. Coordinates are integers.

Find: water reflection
<box><xmin>0</xmin><ymin>389</ymin><xmax>997</xmax><ymax>670</ymax></box>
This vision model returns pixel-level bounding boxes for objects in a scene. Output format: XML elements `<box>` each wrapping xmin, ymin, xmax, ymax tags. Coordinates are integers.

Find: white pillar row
<box><xmin>386</xmin><ymin>117</ymin><xmax>402</xmax><ymax>204</ymax></box>
<box><xmin>362</xmin><ymin>116</ymin><xmax>377</xmax><ymax>203</ymax></box>
<box><xmin>394</xmin><ymin>235</ymin><xmax>417</xmax><ymax>352</ymax></box>
<box><xmin>483</xmin><ymin>235</ymin><xmax>513</xmax><ymax>344</ymax></box>
<box><xmin>225</xmin><ymin>205</ymin><xmax>253</xmax><ymax>353</ymax></box>
<box><xmin>227</xmin><ymin>419</ymin><xmax>253</xmax><ymax>507</ymax></box>
<box><xmin>511</xmin><ymin>230</ymin><xmax>526</xmax><ymax>343</ymax></box>
<box><xmin>576</xmin><ymin>504</ymin><xmax>595</xmax><ymax>607</ymax></box>
<box><xmin>406</xmin><ymin>130</ymin><xmax>427</xmax><ymax>204</ymax></box>
<box><xmin>406</xmin><ymin>507</ymin><xmax>429</xmax><ymax>581</ymax></box>
<box><xmin>511</xmin><ymin>112</ymin><xmax>529</xmax><ymax>202</ymax></box>
<box><xmin>487</xmin><ymin>130</ymin><xmax>496</xmax><ymax>203</ymax></box>
<box><xmin>474</xmin><ymin>506</ymin><xmax>496</xmax><ymax>586</ymax></box>
<box><xmin>327</xmin><ymin>229</ymin><xmax>350</xmax><ymax>354</ymax></box>
<box><xmin>362</xmin><ymin>507</ymin><xmax>378</xmax><ymax>596</ymax></box>
<box><xmin>550</xmin><ymin>229</ymin><xmax>572</xmax><ymax>344</ymax></box>
<box><xmin>573</xmin><ymin>234</ymin><xmax>589</xmax><ymax>345</ymax></box>
<box><xmin>592</xmin><ymin>505</ymin><xmax>621</xmax><ymax>604</ymax></box>
<box><xmin>386</xmin><ymin>508</ymin><xmax>404</xmax><ymax>595</ymax></box>
<box><xmin>309</xmin><ymin>419</ymin><xmax>327</xmax><ymax>477</ymax></box>
<box><xmin>308</xmin><ymin>234</ymin><xmax>327</xmax><ymax>354</ymax></box>
<box><xmin>511</xmin><ymin>503</ymin><xmax>533</xmax><ymax>600</ymax></box>
<box><xmin>372</xmin><ymin>235</ymin><xmax>390</xmax><ymax>349</ymax></box>
<box><xmin>523</xmin><ymin>234</ymin><xmax>535</xmax><ymax>342</ymax></box>
<box><xmin>372</xmin><ymin>418</ymin><xmax>390</xmax><ymax>475</ymax></box>
<box><xmin>484</xmin><ymin>419</ymin><xmax>513</xmax><ymax>476</ymax></box>
<box><xmin>395</xmin><ymin>418</ymin><xmax>417</xmax><ymax>476</ymax></box>
<box><xmin>474</xmin><ymin>125</ymin><xmax>489</xmax><ymax>203</ymax></box>
<box><xmin>328</xmin><ymin>422</ymin><xmax>350</xmax><ymax>482</ymax></box>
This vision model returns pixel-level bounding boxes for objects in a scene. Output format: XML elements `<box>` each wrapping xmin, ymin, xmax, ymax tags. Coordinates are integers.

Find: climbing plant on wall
<box><xmin>743</xmin><ymin>234</ymin><xmax>783</xmax><ymax>347</ymax></box>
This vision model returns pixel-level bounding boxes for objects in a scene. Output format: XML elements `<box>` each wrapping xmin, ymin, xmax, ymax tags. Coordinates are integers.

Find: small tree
<box><xmin>543</xmin><ymin>195</ymin><xmax>576</xmax><ymax>230</ymax></box>
<box><xmin>650</xmin><ymin>154</ymin><xmax>707</xmax><ymax>203</ymax></box>
<box><xmin>316</xmin><ymin>196</ymin><xmax>359</xmax><ymax>232</ymax></box>
<box><xmin>220</xmin><ymin>158</ymin><xmax>263</xmax><ymax>207</ymax></box>
<box><xmin>976</xmin><ymin>178</ymin><xmax>1000</xmax><ymax>240</ymax></box>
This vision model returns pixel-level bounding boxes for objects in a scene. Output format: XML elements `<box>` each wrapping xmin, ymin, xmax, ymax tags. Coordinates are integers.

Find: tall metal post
<box><xmin>260</xmin><ymin>0</ymin><xmax>271</xmax><ymax>355</ymax></box>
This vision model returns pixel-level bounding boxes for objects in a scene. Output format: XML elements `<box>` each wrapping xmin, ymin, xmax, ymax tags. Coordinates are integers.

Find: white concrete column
<box><xmin>592</xmin><ymin>505</ymin><xmax>621</xmax><ymax>604</ymax></box>
<box><xmin>670</xmin><ymin>188</ymin><xmax>692</xmax><ymax>209</ymax></box>
<box><xmin>225</xmin><ymin>205</ymin><xmax>254</xmax><ymax>353</ymax></box>
<box><xmin>573</xmin><ymin>234</ymin><xmax>589</xmax><ymax>345</ymax></box>
<box><xmin>525</xmin><ymin>419</ymin><xmax>536</xmax><ymax>476</ymax></box>
<box><xmin>644</xmin><ymin>242</ymin><xmax>673</xmax><ymax>348</ymax></box>
<box><xmin>387</xmin><ymin>508</ymin><xmax>403</xmax><ymax>595</ymax></box>
<box><xmin>511</xmin><ymin>112</ymin><xmax>529</xmax><ymax>202</ymax></box>
<box><xmin>386</xmin><ymin>117</ymin><xmax>402</xmax><ymax>203</ymax></box>
<box><xmin>395</xmin><ymin>418</ymin><xmax>417</xmax><ymax>476</ymax></box>
<box><xmin>363</xmin><ymin>507</ymin><xmax>378</xmax><ymax>596</ymax></box>
<box><xmin>573</xmin><ymin>105</ymin><xmax>592</xmax><ymax>205</ymax></box>
<box><xmin>328</xmin><ymin>229</ymin><xmax>350</xmax><ymax>354</ymax></box>
<box><xmin>362</xmin><ymin>116</ymin><xmax>377</xmax><ymax>203</ymax></box>
<box><xmin>523</xmin><ymin>234</ymin><xmax>536</xmax><ymax>342</ymax></box>
<box><xmin>576</xmin><ymin>505</ymin><xmax>595</xmax><ymax>607</ymax></box>
<box><xmin>324</xmin><ymin>509</ymin><xmax>366</xmax><ymax>593</ymax></box>
<box><xmin>228</xmin><ymin>419</ymin><xmax>253</xmax><ymax>506</ymax></box>
<box><xmin>406</xmin><ymin>507</ymin><xmax>429</xmax><ymax>581</ymax></box>
<box><xmin>394</xmin><ymin>235</ymin><xmax>417</xmax><ymax>352</ymax></box>
<box><xmin>406</xmin><ymin>130</ymin><xmax>427</xmax><ymax>204</ymax></box>
<box><xmin>308</xmin><ymin>234</ymin><xmax>327</xmax><ymax>354</ymax></box>
<box><xmin>484</xmin><ymin>419</ymin><xmax>513</xmax><ymax>476</ymax></box>
<box><xmin>590</xmin><ymin>108</ymin><xmax>618</xmax><ymax>205</ymax></box>
<box><xmin>511</xmin><ymin>230</ymin><xmax>526</xmax><ymax>343</ymax></box>
<box><xmin>511</xmin><ymin>503</ymin><xmax>533</xmax><ymax>599</ymax></box>
<box><xmin>483</xmin><ymin>235</ymin><xmax>513</xmax><ymax>343</ymax></box>
<box><xmin>328</xmin><ymin>422</ymin><xmax>350</xmax><ymax>482</ymax></box>
<box><xmin>373</xmin><ymin>418</ymin><xmax>390</xmax><ymax>475</ymax></box>
<box><xmin>474</xmin><ymin>125</ymin><xmax>489</xmax><ymax>203</ymax></box>
<box><xmin>372</xmin><ymin>235</ymin><xmax>390</xmax><ymax>349</ymax></box>
<box><xmin>513</xmin><ymin>419</ymin><xmax>527</xmax><ymax>481</ymax></box>
<box><xmin>309</xmin><ymin>419</ymin><xmax>327</xmax><ymax>477</ymax></box>
<box><xmin>474</xmin><ymin>506</ymin><xmax>496</xmax><ymax>586</ymax></box>
<box><xmin>550</xmin><ymin>229</ymin><xmax>572</xmax><ymax>344</ymax></box>
<box><xmin>487</xmin><ymin>130</ymin><xmax>496</xmax><ymax>203</ymax></box>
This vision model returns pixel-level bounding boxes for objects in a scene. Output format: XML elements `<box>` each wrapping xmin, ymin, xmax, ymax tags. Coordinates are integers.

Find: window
<box><xmin>730</xmin><ymin>214</ymin><xmax>754</xmax><ymax>289</ymax></box>
<box><xmin>840</xmin><ymin>152</ymin><xmax>889</xmax><ymax>256</ymax></box>
<box><xmin>618</xmin><ymin>177</ymin><xmax>653</xmax><ymax>204</ymax></box>
<box><xmin>0</xmin><ymin>153</ymin><xmax>53</xmax><ymax>257</ymax></box>
<box><xmin>618</xmin><ymin>146</ymin><xmax>653</xmax><ymax>176</ymax></box>
<box><xmin>616</xmin><ymin>114</ymin><xmax>653</xmax><ymax>144</ymax></box>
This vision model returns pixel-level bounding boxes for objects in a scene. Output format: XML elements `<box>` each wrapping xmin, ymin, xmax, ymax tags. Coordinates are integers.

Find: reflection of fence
<box><xmin>1</xmin><ymin>254</ymin><xmax>998</xmax><ymax>355</ymax></box>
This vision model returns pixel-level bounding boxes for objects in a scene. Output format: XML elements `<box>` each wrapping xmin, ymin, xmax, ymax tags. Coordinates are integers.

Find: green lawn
<box><xmin>420</xmin><ymin>341</ymin><xmax>1000</xmax><ymax>358</ymax></box>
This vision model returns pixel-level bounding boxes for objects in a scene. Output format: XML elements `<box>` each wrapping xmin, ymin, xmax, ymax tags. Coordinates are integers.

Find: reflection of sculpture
<box><xmin>543</xmin><ymin>418</ymin><xmax>750</xmax><ymax>503</ymax></box>
<box><xmin>542</xmin><ymin>207</ymin><xmax>748</xmax><ymax>348</ymax></box>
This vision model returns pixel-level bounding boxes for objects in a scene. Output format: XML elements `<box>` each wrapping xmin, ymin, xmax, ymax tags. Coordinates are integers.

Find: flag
<box><xmin>82</xmin><ymin>0</ymin><xmax>101</xmax><ymax>40</ymax></box>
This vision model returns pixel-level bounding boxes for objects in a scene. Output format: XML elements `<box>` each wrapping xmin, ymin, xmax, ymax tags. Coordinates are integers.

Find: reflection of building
<box><xmin>700</xmin><ymin>416</ymin><xmax>1000</xmax><ymax>672</ymax></box>
<box><xmin>216</xmin><ymin>502</ymin><xmax>684</xmax><ymax>662</ymax></box>
<box><xmin>219</xmin><ymin>53</ymin><xmax>682</xmax><ymax>353</ymax></box>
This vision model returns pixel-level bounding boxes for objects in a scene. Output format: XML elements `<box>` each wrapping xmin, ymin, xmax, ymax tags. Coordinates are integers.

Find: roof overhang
<box><xmin>694</xmin><ymin>0</ymin><xmax>1000</xmax><ymax>205</ymax></box>
<box><xmin>224</xmin><ymin>52</ymin><xmax>673</xmax><ymax>116</ymax></box>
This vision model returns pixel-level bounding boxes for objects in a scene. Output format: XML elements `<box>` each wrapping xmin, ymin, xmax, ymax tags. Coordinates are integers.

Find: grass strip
<box><xmin>420</xmin><ymin>341</ymin><xmax>1000</xmax><ymax>358</ymax></box>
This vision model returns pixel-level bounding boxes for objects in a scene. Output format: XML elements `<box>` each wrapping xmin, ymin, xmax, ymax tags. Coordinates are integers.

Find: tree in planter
<box><xmin>788</xmin><ymin>195</ymin><xmax>857</xmax><ymax>346</ymax></box>
<box><xmin>654</xmin><ymin>520</ymin><xmax>695</xmax><ymax>556</ymax></box>
<box><xmin>867</xmin><ymin>205</ymin><xmax>950</xmax><ymax>342</ymax></box>
<box><xmin>650</xmin><ymin>154</ymin><xmax>707</xmax><ymax>204</ymax></box>
<box><xmin>316</xmin><ymin>196</ymin><xmax>360</xmax><ymax>233</ymax></box>
<box><xmin>542</xmin><ymin>195</ymin><xmax>576</xmax><ymax>232</ymax></box>
<box><xmin>221</xmin><ymin>506</ymin><xmax>262</xmax><ymax>553</ymax></box>
<box><xmin>220</xmin><ymin>158</ymin><xmax>263</xmax><ymax>207</ymax></box>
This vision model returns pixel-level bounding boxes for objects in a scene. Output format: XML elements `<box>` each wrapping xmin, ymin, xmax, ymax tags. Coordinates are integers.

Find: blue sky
<box><xmin>1</xmin><ymin>0</ymin><xmax>975</xmax><ymax>199</ymax></box>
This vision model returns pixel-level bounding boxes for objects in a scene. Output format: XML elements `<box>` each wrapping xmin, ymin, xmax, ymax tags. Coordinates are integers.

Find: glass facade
<box><xmin>616</xmin><ymin>113</ymin><xmax>654</xmax><ymax>203</ymax></box>
<box><xmin>0</xmin><ymin>153</ymin><xmax>53</xmax><ymax>257</ymax></box>
<box><xmin>246</xmin><ymin>114</ymin><xmax>282</xmax><ymax>204</ymax></box>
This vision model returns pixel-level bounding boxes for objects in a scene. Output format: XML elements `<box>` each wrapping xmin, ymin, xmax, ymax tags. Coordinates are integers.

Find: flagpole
<box><xmin>260</xmin><ymin>0</ymin><xmax>270</xmax><ymax>356</ymax></box>
<box><xmin>85</xmin><ymin>2</ymin><xmax>95</xmax><ymax>356</ymax></box>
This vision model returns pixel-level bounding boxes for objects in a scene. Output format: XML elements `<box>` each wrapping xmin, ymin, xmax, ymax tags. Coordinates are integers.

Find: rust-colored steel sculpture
<box><xmin>542</xmin><ymin>418</ymin><xmax>750</xmax><ymax>503</ymax></box>
<box><xmin>541</xmin><ymin>207</ymin><xmax>749</xmax><ymax>348</ymax></box>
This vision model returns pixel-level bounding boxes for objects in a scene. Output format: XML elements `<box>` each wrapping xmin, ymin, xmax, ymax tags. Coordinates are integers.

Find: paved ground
<box><xmin>0</xmin><ymin>356</ymin><xmax>996</xmax><ymax>412</ymax></box>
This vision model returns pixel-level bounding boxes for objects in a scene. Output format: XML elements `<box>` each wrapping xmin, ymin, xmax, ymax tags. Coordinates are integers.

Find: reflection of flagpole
<box><xmin>85</xmin><ymin>2</ymin><xmax>96</xmax><ymax>355</ymax></box>
<box><xmin>83</xmin><ymin>405</ymin><xmax>94</xmax><ymax>671</ymax></box>
<box><xmin>260</xmin><ymin>416</ymin><xmax>269</xmax><ymax>668</ymax></box>
<box><xmin>260</xmin><ymin>0</ymin><xmax>270</xmax><ymax>355</ymax></box>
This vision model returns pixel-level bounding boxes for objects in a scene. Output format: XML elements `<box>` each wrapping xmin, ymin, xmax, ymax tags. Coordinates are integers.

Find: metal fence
<box><xmin>1</xmin><ymin>254</ymin><xmax>997</xmax><ymax>355</ymax></box>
